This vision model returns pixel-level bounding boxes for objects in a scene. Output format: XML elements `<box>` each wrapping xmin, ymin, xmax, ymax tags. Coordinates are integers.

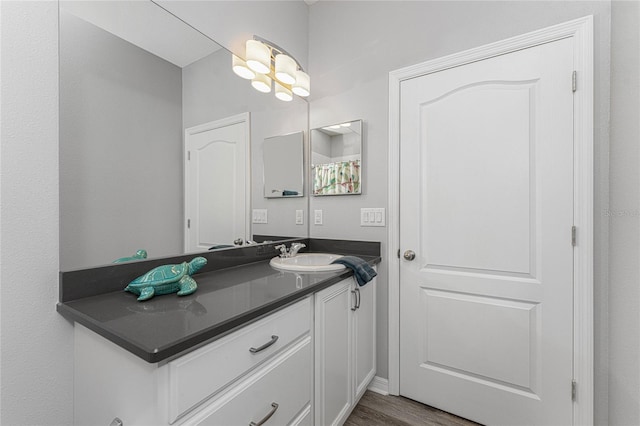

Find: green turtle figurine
<box><xmin>113</xmin><ymin>249</ymin><xmax>148</xmax><ymax>263</ymax></box>
<box><xmin>125</xmin><ymin>257</ymin><xmax>207</xmax><ymax>301</ymax></box>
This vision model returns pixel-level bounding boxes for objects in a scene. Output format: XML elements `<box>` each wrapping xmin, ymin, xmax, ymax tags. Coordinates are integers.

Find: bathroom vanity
<box><xmin>58</xmin><ymin>239</ymin><xmax>379</xmax><ymax>425</ymax></box>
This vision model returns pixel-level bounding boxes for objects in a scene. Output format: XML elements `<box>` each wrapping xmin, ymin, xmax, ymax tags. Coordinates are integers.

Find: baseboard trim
<box><xmin>367</xmin><ymin>376</ymin><xmax>389</xmax><ymax>395</ymax></box>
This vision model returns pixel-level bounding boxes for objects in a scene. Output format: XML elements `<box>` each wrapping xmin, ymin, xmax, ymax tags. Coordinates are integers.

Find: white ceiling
<box><xmin>61</xmin><ymin>0</ymin><xmax>222</xmax><ymax>68</ymax></box>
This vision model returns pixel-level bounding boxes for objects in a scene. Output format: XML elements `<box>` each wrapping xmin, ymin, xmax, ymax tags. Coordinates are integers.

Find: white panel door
<box><xmin>185</xmin><ymin>117</ymin><xmax>248</xmax><ymax>252</ymax></box>
<box><xmin>399</xmin><ymin>38</ymin><xmax>575</xmax><ymax>425</ymax></box>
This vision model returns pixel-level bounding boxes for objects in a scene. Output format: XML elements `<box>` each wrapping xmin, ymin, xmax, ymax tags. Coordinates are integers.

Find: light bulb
<box><xmin>275</xmin><ymin>54</ymin><xmax>296</xmax><ymax>85</ymax></box>
<box><xmin>275</xmin><ymin>83</ymin><xmax>293</xmax><ymax>102</ymax></box>
<box><xmin>232</xmin><ymin>55</ymin><xmax>255</xmax><ymax>80</ymax></box>
<box><xmin>292</xmin><ymin>70</ymin><xmax>310</xmax><ymax>97</ymax></box>
<box><xmin>245</xmin><ymin>40</ymin><xmax>270</xmax><ymax>74</ymax></box>
<box><xmin>251</xmin><ymin>73</ymin><xmax>272</xmax><ymax>93</ymax></box>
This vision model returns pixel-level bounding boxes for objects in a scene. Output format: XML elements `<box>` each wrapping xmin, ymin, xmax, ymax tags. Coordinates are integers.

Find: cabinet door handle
<box><xmin>249</xmin><ymin>335</ymin><xmax>279</xmax><ymax>354</ymax></box>
<box><xmin>249</xmin><ymin>402</ymin><xmax>279</xmax><ymax>426</ymax></box>
<box><xmin>355</xmin><ymin>287</ymin><xmax>361</xmax><ymax>309</ymax></box>
<box><xmin>351</xmin><ymin>290</ymin><xmax>358</xmax><ymax>311</ymax></box>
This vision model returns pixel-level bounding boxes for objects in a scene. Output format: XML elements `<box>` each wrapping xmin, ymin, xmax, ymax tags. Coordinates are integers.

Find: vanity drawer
<box><xmin>182</xmin><ymin>337</ymin><xmax>312</xmax><ymax>426</ymax></box>
<box><xmin>168</xmin><ymin>297</ymin><xmax>311</xmax><ymax>423</ymax></box>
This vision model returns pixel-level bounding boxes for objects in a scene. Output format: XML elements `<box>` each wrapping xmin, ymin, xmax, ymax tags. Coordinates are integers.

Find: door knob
<box><xmin>403</xmin><ymin>250</ymin><xmax>416</xmax><ymax>261</ymax></box>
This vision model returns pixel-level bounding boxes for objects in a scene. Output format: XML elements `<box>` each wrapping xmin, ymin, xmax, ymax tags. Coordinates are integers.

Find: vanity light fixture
<box><xmin>232</xmin><ymin>36</ymin><xmax>310</xmax><ymax>101</ymax></box>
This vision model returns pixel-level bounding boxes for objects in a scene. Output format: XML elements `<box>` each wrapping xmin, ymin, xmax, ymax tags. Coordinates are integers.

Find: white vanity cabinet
<box><xmin>314</xmin><ymin>276</ymin><xmax>377</xmax><ymax>426</ymax></box>
<box><xmin>74</xmin><ymin>297</ymin><xmax>313</xmax><ymax>426</ymax></box>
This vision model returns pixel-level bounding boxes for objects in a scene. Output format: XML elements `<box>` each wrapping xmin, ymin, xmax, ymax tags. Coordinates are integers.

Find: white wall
<box><xmin>308</xmin><ymin>0</ymin><xmax>614</xmax><ymax>423</ymax></box>
<box><xmin>0</xmin><ymin>2</ymin><xmax>74</xmax><ymax>425</ymax></box>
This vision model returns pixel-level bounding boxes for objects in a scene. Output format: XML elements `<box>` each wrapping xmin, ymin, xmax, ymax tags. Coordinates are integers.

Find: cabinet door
<box><xmin>353</xmin><ymin>277</ymin><xmax>376</xmax><ymax>400</ymax></box>
<box><xmin>314</xmin><ymin>279</ymin><xmax>354</xmax><ymax>426</ymax></box>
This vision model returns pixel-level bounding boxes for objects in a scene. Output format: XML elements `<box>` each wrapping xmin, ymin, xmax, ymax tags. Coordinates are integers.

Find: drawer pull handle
<box><xmin>249</xmin><ymin>335</ymin><xmax>279</xmax><ymax>354</ymax></box>
<box><xmin>249</xmin><ymin>402</ymin><xmax>279</xmax><ymax>426</ymax></box>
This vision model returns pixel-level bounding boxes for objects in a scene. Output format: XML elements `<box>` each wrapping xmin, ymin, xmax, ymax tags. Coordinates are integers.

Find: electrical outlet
<box><xmin>295</xmin><ymin>210</ymin><xmax>304</xmax><ymax>225</ymax></box>
<box><xmin>252</xmin><ymin>209</ymin><xmax>268</xmax><ymax>224</ymax></box>
<box><xmin>314</xmin><ymin>210</ymin><xmax>323</xmax><ymax>225</ymax></box>
<box><xmin>360</xmin><ymin>208</ymin><xmax>385</xmax><ymax>227</ymax></box>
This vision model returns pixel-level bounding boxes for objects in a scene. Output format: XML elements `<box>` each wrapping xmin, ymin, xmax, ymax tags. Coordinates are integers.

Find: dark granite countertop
<box><xmin>57</xmin><ymin>239</ymin><xmax>380</xmax><ymax>363</ymax></box>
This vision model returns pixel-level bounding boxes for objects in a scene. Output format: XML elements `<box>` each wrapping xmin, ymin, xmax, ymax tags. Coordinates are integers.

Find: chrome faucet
<box><xmin>274</xmin><ymin>243</ymin><xmax>306</xmax><ymax>258</ymax></box>
<box><xmin>289</xmin><ymin>243</ymin><xmax>306</xmax><ymax>256</ymax></box>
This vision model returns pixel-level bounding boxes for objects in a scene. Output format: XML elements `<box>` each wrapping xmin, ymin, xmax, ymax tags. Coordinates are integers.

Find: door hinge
<box><xmin>187</xmin><ymin>219</ymin><xmax>191</xmax><ymax>229</ymax></box>
<box><xmin>571</xmin><ymin>380</ymin><xmax>577</xmax><ymax>401</ymax></box>
<box><xmin>572</xmin><ymin>71</ymin><xmax>577</xmax><ymax>92</ymax></box>
<box><xmin>572</xmin><ymin>226</ymin><xmax>577</xmax><ymax>247</ymax></box>
<box><xmin>397</xmin><ymin>249</ymin><xmax>401</xmax><ymax>259</ymax></box>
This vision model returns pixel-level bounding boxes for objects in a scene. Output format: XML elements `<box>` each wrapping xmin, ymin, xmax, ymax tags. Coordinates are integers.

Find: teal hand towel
<box><xmin>331</xmin><ymin>256</ymin><xmax>377</xmax><ymax>286</ymax></box>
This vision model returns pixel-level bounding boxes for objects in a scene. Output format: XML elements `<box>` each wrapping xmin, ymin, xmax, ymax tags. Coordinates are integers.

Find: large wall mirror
<box><xmin>311</xmin><ymin>120</ymin><xmax>363</xmax><ymax>196</ymax></box>
<box><xmin>59</xmin><ymin>1</ymin><xmax>308</xmax><ymax>270</ymax></box>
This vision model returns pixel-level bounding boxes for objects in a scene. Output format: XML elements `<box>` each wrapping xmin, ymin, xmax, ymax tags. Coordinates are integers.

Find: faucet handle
<box><xmin>274</xmin><ymin>244</ymin><xmax>288</xmax><ymax>257</ymax></box>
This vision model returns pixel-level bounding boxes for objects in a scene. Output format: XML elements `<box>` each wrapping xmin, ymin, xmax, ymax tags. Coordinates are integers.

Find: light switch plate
<box><xmin>295</xmin><ymin>210</ymin><xmax>304</xmax><ymax>225</ymax></box>
<box><xmin>314</xmin><ymin>210</ymin><xmax>323</xmax><ymax>225</ymax></box>
<box><xmin>252</xmin><ymin>209</ymin><xmax>268</xmax><ymax>224</ymax></box>
<box><xmin>360</xmin><ymin>208</ymin><xmax>385</xmax><ymax>227</ymax></box>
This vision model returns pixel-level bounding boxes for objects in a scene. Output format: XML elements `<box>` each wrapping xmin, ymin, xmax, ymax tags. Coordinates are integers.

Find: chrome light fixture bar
<box><xmin>232</xmin><ymin>35</ymin><xmax>310</xmax><ymax>101</ymax></box>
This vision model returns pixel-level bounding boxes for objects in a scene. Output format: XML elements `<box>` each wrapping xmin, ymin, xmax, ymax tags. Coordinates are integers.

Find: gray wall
<box><xmin>608</xmin><ymin>1</ymin><xmax>640</xmax><ymax>424</ymax></box>
<box><xmin>0</xmin><ymin>2</ymin><xmax>73</xmax><ymax>424</ymax></box>
<box><xmin>308</xmin><ymin>1</ymin><xmax>618</xmax><ymax>423</ymax></box>
<box><xmin>182</xmin><ymin>49</ymin><xmax>309</xmax><ymax>239</ymax></box>
<box><xmin>60</xmin><ymin>11</ymin><xmax>183</xmax><ymax>270</ymax></box>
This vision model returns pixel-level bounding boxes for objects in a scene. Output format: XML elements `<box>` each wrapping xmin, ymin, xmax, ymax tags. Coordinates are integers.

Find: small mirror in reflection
<box><xmin>263</xmin><ymin>132</ymin><xmax>305</xmax><ymax>198</ymax></box>
<box><xmin>311</xmin><ymin>119</ymin><xmax>363</xmax><ymax>196</ymax></box>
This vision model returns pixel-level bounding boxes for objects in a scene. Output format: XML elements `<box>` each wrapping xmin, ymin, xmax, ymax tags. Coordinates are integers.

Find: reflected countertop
<box><xmin>57</xmin><ymin>255</ymin><xmax>379</xmax><ymax>363</ymax></box>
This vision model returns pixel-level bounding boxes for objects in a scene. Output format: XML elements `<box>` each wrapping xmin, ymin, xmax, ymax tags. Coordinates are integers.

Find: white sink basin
<box><xmin>270</xmin><ymin>253</ymin><xmax>346</xmax><ymax>272</ymax></box>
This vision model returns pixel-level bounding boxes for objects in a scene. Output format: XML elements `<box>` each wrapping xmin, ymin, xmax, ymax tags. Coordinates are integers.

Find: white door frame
<box><xmin>183</xmin><ymin>112</ymin><xmax>251</xmax><ymax>251</ymax></box>
<box><xmin>387</xmin><ymin>17</ymin><xmax>594</xmax><ymax>425</ymax></box>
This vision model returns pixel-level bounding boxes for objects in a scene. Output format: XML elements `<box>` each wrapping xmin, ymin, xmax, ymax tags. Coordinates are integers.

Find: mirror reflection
<box><xmin>263</xmin><ymin>132</ymin><xmax>304</xmax><ymax>198</ymax></box>
<box><xmin>311</xmin><ymin>120</ymin><xmax>363</xmax><ymax>196</ymax></box>
<box><xmin>59</xmin><ymin>1</ymin><xmax>308</xmax><ymax>270</ymax></box>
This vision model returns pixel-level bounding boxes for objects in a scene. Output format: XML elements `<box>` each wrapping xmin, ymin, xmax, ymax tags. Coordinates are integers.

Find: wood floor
<box><xmin>345</xmin><ymin>391</ymin><xmax>481</xmax><ymax>426</ymax></box>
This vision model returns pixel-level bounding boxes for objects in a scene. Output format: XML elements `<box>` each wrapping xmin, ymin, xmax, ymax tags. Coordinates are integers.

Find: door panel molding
<box><xmin>388</xmin><ymin>16</ymin><xmax>593</xmax><ymax>425</ymax></box>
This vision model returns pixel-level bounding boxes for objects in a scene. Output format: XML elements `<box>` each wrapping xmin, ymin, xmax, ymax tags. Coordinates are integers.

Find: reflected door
<box><xmin>184</xmin><ymin>115</ymin><xmax>249</xmax><ymax>252</ymax></box>
<box><xmin>399</xmin><ymin>39</ymin><xmax>574</xmax><ymax>425</ymax></box>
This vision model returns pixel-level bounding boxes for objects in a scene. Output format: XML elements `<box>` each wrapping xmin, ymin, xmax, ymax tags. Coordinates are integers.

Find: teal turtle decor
<box><xmin>113</xmin><ymin>249</ymin><xmax>148</xmax><ymax>263</ymax></box>
<box><xmin>125</xmin><ymin>257</ymin><xmax>207</xmax><ymax>301</ymax></box>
